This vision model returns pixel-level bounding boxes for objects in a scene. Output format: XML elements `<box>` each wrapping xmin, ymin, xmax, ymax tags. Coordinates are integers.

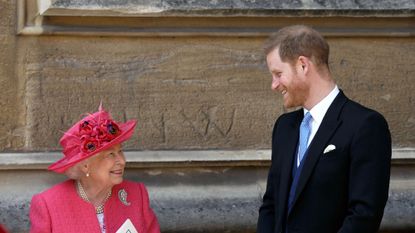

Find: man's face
<box><xmin>266</xmin><ymin>48</ymin><xmax>308</xmax><ymax>108</ymax></box>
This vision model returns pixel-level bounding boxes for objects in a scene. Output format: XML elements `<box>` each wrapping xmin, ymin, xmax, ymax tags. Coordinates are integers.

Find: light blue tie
<box><xmin>298</xmin><ymin>112</ymin><xmax>312</xmax><ymax>166</ymax></box>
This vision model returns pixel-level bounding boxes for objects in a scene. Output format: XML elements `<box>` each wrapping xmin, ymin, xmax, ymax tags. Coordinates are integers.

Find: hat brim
<box><xmin>48</xmin><ymin>120</ymin><xmax>137</xmax><ymax>173</ymax></box>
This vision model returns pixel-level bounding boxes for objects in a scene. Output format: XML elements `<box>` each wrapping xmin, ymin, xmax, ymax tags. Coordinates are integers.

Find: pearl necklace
<box><xmin>76</xmin><ymin>181</ymin><xmax>112</xmax><ymax>214</ymax></box>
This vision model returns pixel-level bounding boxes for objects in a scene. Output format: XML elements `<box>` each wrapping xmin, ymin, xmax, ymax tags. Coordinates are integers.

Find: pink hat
<box><xmin>48</xmin><ymin>104</ymin><xmax>137</xmax><ymax>173</ymax></box>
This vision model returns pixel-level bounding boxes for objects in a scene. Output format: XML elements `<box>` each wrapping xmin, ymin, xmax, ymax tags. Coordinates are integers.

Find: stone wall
<box><xmin>1</xmin><ymin>150</ymin><xmax>414</xmax><ymax>233</ymax></box>
<box><xmin>0</xmin><ymin>0</ymin><xmax>414</xmax><ymax>232</ymax></box>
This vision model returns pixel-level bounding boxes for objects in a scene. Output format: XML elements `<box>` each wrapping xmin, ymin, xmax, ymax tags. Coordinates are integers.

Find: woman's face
<box><xmin>86</xmin><ymin>144</ymin><xmax>126</xmax><ymax>189</ymax></box>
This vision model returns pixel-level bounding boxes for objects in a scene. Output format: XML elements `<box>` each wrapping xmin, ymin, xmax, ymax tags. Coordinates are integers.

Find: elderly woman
<box><xmin>30</xmin><ymin>105</ymin><xmax>160</xmax><ymax>233</ymax></box>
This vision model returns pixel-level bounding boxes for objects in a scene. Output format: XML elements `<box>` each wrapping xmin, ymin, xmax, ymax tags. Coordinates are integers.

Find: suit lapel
<box><xmin>289</xmin><ymin>91</ymin><xmax>348</xmax><ymax>212</ymax></box>
<box><xmin>277</xmin><ymin>110</ymin><xmax>303</xmax><ymax>217</ymax></box>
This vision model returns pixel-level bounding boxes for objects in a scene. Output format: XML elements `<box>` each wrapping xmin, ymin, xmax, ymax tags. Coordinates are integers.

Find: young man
<box><xmin>257</xmin><ymin>25</ymin><xmax>392</xmax><ymax>233</ymax></box>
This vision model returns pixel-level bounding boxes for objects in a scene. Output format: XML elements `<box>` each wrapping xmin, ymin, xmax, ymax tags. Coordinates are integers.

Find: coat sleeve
<box><xmin>257</xmin><ymin>165</ymin><xmax>276</xmax><ymax>233</ymax></box>
<box><xmin>139</xmin><ymin>184</ymin><xmax>161</xmax><ymax>233</ymax></box>
<box><xmin>30</xmin><ymin>194</ymin><xmax>52</xmax><ymax>233</ymax></box>
<box><xmin>257</xmin><ymin>117</ymin><xmax>281</xmax><ymax>233</ymax></box>
<box><xmin>338</xmin><ymin>112</ymin><xmax>392</xmax><ymax>233</ymax></box>
<box><xmin>0</xmin><ymin>224</ymin><xmax>9</xmax><ymax>233</ymax></box>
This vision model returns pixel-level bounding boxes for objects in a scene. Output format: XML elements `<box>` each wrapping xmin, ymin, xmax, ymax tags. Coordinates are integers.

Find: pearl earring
<box><xmin>86</xmin><ymin>172</ymin><xmax>90</xmax><ymax>177</ymax></box>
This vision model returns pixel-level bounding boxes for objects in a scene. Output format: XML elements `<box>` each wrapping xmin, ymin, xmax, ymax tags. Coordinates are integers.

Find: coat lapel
<box><xmin>289</xmin><ymin>91</ymin><xmax>348</xmax><ymax>212</ymax></box>
<box><xmin>106</xmin><ymin>183</ymin><xmax>131</xmax><ymax>232</ymax></box>
<box><xmin>277</xmin><ymin>110</ymin><xmax>303</xmax><ymax>217</ymax></box>
<box><xmin>68</xmin><ymin>180</ymin><xmax>102</xmax><ymax>232</ymax></box>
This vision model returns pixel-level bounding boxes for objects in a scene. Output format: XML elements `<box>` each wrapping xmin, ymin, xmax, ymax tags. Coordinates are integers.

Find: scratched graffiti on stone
<box><xmin>180</xmin><ymin>106</ymin><xmax>236</xmax><ymax>139</ymax></box>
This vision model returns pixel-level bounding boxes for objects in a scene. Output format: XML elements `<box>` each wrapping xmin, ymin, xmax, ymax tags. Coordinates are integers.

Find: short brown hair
<box><xmin>263</xmin><ymin>25</ymin><xmax>329</xmax><ymax>68</ymax></box>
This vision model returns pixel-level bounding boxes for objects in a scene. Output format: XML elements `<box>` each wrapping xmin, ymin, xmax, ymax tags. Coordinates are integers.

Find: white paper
<box><xmin>116</xmin><ymin>218</ymin><xmax>138</xmax><ymax>233</ymax></box>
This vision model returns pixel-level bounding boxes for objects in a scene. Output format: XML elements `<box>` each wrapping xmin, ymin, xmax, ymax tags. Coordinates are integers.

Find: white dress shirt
<box><xmin>297</xmin><ymin>85</ymin><xmax>340</xmax><ymax>167</ymax></box>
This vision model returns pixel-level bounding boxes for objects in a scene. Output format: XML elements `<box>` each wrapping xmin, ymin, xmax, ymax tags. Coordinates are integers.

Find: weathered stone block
<box><xmin>330</xmin><ymin>38</ymin><xmax>415</xmax><ymax>147</ymax></box>
<box><xmin>0</xmin><ymin>151</ymin><xmax>414</xmax><ymax>233</ymax></box>
<box><xmin>0</xmin><ymin>0</ymin><xmax>25</xmax><ymax>150</ymax></box>
<box><xmin>19</xmin><ymin>37</ymin><xmax>415</xmax><ymax>150</ymax></box>
<box><xmin>21</xmin><ymin>37</ymin><xmax>277</xmax><ymax>150</ymax></box>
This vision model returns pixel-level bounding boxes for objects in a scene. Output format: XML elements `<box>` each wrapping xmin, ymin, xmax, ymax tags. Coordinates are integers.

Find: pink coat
<box><xmin>0</xmin><ymin>224</ymin><xmax>8</xmax><ymax>233</ymax></box>
<box><xmin>30</xmin><ymin>180</ymin><xmax>160</xmax><ymax>233</ymax></box>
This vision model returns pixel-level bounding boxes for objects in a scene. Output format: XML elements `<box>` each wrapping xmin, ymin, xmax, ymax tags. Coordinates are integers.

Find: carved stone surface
<box><xmin>49</xmin><ymin>0</ymin><xmax>415</xmax><ymax>12</ymax></box>
<box><xmin>1</xmin><ymin>2</ymin><xmax>414</xmax><ymax>150</ymax></box>
<box><xmin>21</xmin><ymin>37</ymin><xmax>277</xmax><ymax>150</ymax></box>
<box><xmin>0</xmin><ymin>0</ymin><xmax>25</xmax><ymax>150</ymax></box>
<box><xmin>0</xmin><ymin>157</ymin><xmax>414</xmax><ymax>233</ymax></box>
<box><xmin>18</xmin><ymin>36</ymin><xmax>415</xmax><ymax>150</ymax></box>
<box><xmin>330</xmin><ymin>38</ymin><xmax>415</xmax><ymax>147</ymax></box>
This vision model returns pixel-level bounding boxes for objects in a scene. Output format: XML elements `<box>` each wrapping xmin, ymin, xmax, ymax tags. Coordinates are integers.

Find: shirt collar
<box><xmin>303</xmin><ymin>85</ymin><xmax>339</xmax><ymax>124</ymax></box>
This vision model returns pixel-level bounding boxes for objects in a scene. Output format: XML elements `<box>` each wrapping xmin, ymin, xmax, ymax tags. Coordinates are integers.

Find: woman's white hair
<box><xmin>63</xmin><ymin>146</ymin><xmax>118</xmax><ymax>180</ymax></box>
<box><xmin>64</xmin><ymin>159</ymin><xmax>88</xmax><ymax>180</ymax></box>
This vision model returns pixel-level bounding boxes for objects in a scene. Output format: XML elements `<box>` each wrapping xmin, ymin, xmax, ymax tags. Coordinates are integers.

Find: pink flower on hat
<box><xmin>79</xmin><ymin>120</ymin><xmax>93</xmax><ymax>135</ymax></box>
<box><xmin>79</xmin><ymin>119</ymin><xmax>122</xmax><ymax>153</ymax></box>
<box><xmin>80</xmin><ymin>135</ymin><xmax>100</xmax><ymax>154</ymax></box>
<box><xmin>102</xmin><ymin>120</ymin><xmax>121</xmax><ymax>141</ymax></box>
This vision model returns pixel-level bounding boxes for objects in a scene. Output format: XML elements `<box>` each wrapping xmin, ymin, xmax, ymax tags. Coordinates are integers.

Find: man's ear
<box><xmin>297</xmin><ymin>56</ymin><xmax>310</xmax><ymax>74</ymax></box>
